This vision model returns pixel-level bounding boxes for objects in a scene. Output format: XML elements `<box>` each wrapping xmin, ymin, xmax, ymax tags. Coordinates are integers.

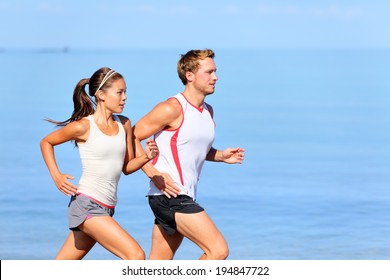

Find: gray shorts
<box><xmin>148</xmin><ymin>195</ymin><xmax>204</xmax><ymax>235</ymax></box>
<box><xmin>68</xmin><ymin>194</ymin><xmax>115</xmax><ymax>231</ymax></box>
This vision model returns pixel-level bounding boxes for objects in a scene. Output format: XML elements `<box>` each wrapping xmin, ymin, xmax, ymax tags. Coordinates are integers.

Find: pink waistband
<box><xmin>76</xmin><ymin>193</ymin><xmax>115</xmax><ymax>209</ymax></box>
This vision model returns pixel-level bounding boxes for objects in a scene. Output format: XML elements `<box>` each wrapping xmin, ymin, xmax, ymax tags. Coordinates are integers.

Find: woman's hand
<box><xmin>151</xmin><ymin>172</ymin><xmax>180</xmax><ymax>198</ymax></box>
<box><xmin>145</xmin><ymin>139</ymin><xmax>159</xmax><ymax>160</ymax></box>
<box><xmin>54</xmin><ymin>173</ymin><xmax>78</xmax><ymax>196</ymax></box>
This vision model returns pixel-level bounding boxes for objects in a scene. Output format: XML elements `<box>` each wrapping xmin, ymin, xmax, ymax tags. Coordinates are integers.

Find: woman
<box><xmin>40</xmin><ymin>67</ymin><xmax>157</xmax><ymax>259</ymax></box>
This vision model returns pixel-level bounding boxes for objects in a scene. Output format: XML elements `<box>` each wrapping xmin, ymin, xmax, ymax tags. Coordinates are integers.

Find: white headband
<box><xmin>94</xmin><ymin>69</ymin><xmax>116</xmax><ymax>96</ymax></box>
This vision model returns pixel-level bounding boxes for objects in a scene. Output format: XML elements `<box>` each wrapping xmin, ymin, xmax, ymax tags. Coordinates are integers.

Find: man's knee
<box><xmin>214</xmin><ymin>245</ymin><xmax>229</xmax><ymax>260</ymax></box>
<box><xmin>207</xmin><ymin>242</ymin><xmax>229</xmax><ymax>260</ymax></box>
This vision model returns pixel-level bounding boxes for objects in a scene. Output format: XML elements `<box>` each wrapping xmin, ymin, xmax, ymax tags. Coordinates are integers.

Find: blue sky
<box><xmin>0</xmin><ymin>0</ymin><xmax>389</xmax><ymax>50</ymax></box>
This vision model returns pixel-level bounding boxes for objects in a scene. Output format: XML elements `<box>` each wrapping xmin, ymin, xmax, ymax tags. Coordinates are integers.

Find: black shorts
<box><xmin>148</xmin><ymin>195</ymin><xmax>204</xmax><ymax>235</ymax></box>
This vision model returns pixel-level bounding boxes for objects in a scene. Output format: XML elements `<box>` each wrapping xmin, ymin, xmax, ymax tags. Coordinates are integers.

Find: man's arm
<box><xmin>206</xmin><ymin>146</ymin><xmax>245</xmax><ymax>164</ymax></box>
<box><xmin>204</xmin><ymin>104</ymin><xmax>244</xmax><ymax>164</ymax></box>
<box><xmin>133</xmin><ymin>99</ymin><xmax>182</xmax><ymax>197</ymax></box>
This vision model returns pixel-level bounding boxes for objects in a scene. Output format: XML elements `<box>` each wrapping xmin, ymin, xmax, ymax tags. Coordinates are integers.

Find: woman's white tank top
<box><xmin>77</xmin><ymin>114</ymin><xmax>126</xmax><ymax>206</ymax></box>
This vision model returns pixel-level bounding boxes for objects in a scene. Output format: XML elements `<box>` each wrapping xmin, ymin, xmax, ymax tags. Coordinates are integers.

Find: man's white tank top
<box><xmin>77</xmin><ymin>114</ymin><xmax>126</xmax><ymax>206</ymax></box>
<box><xmin>147</xmin><ymin>93</ymin><xmax>215</xmax><ymax>200</ymax></box>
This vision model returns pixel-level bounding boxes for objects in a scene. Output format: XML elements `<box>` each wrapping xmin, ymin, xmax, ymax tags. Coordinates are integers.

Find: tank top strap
<box><xmin>174</xmin><ymin>93</ymin><xmax>185</xmax><ymax>104</ymax></box>
<box><xmin>173</xmin><ymin>93</ymin><xmax>188</xmax><ymax>112</ymax></box>
<box><xmin>112</xmin><ymin>115</ymin><xmax>125</xmax><ymax>136</ymax></box>
<box><xmin>84</xmin><ymin>115</ymin><xmax>96</xmax><ymax>136</ymax></box>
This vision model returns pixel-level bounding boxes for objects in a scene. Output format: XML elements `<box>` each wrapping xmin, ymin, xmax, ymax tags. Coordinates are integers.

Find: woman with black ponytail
<box><xmin>40</xmin><ymin>67</ymin><xmax>158</xmax><ymax>259</ymax></box>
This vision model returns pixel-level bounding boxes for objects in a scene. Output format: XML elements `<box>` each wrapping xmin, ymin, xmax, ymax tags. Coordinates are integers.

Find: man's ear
<box><xmin>186</xmin><ymin>71</ymin><xmax>194</xmax><ymax>83</ymax></box>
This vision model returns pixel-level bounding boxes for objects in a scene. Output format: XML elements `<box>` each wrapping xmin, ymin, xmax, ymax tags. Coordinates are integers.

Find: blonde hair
<box><xmin>177</xmin><ymin>49</ymin><xmax>215</xmax><ymax>85</ymax></box>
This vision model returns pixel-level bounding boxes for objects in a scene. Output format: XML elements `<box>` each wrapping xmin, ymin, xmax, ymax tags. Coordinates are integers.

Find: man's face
<box><xmin>191</xmin><ymin>57</ymin><xmax>218</xmax><ymax>95</ymax></box>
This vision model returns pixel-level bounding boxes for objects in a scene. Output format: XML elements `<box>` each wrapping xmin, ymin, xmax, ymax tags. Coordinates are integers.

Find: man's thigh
<box><xmin>175</xmin><ymin>211</ymin><xmax>226</xmax><ymax>250</ymax></box>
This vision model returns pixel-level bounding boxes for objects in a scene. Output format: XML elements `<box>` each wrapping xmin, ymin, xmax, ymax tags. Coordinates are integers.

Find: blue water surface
<box><xmin>0</xmin><ymin>49</ymin><xmax>389</xmax><ymax>259</ymax></box>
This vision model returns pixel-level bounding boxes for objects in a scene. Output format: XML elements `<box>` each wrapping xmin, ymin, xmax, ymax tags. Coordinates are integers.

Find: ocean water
<box><xmin>0</xmin><ymin>49</ymin><xmax>389</xmax><ymax>260</ymax></box>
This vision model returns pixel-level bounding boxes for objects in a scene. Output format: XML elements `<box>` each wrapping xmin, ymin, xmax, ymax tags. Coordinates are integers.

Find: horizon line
<box><xmin>1</xmin><ymin>46</ymin><xmax>389</xmax><ymax>54</ymax></box>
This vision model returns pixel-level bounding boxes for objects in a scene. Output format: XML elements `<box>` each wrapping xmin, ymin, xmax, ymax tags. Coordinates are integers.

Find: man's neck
<box><xmin>182</xmin><ymin>88</ymin><xmax>206</xmax><ymax>108</ymax></box>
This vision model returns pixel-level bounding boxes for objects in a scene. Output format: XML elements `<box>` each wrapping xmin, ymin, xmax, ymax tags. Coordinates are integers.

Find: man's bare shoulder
<box><xmin>153</xmin><ymin>98</ymin><xmax>182</xmax><ymax>118</ymax></box>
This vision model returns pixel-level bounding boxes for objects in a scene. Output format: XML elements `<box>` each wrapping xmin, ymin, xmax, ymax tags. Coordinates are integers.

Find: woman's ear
<box><xmin>96</xmin><ymin>89</ymin><xmax>105</xmax><ymax>101</ymax></box>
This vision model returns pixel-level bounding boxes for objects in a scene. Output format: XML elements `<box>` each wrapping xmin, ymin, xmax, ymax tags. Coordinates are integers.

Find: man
<box><xmin>133</xmin><ymin>49</ymin><xmax>244</xmax><ymax>260</ymax></box>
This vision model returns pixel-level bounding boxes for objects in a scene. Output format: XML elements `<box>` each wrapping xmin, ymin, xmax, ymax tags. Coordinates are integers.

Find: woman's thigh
<box><xmin>80</xmin><ymin>216</ymin><xmax>145</xmax><ymax>260</ymax></box>
<box><xmin>56</xmin><ymin>230</ymin><xmax>96</xmax><ymax>260</ymax></box>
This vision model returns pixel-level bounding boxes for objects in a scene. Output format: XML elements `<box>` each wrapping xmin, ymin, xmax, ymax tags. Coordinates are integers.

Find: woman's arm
<box><xmin>40</xmin><ymin>119</ymin><xmax>89</xmax><ymax>196</ymax></box>
<box><xmin>121</xmin><ymin>116</ymin><xmax>158</xmax><ymax>175</ymax></box>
